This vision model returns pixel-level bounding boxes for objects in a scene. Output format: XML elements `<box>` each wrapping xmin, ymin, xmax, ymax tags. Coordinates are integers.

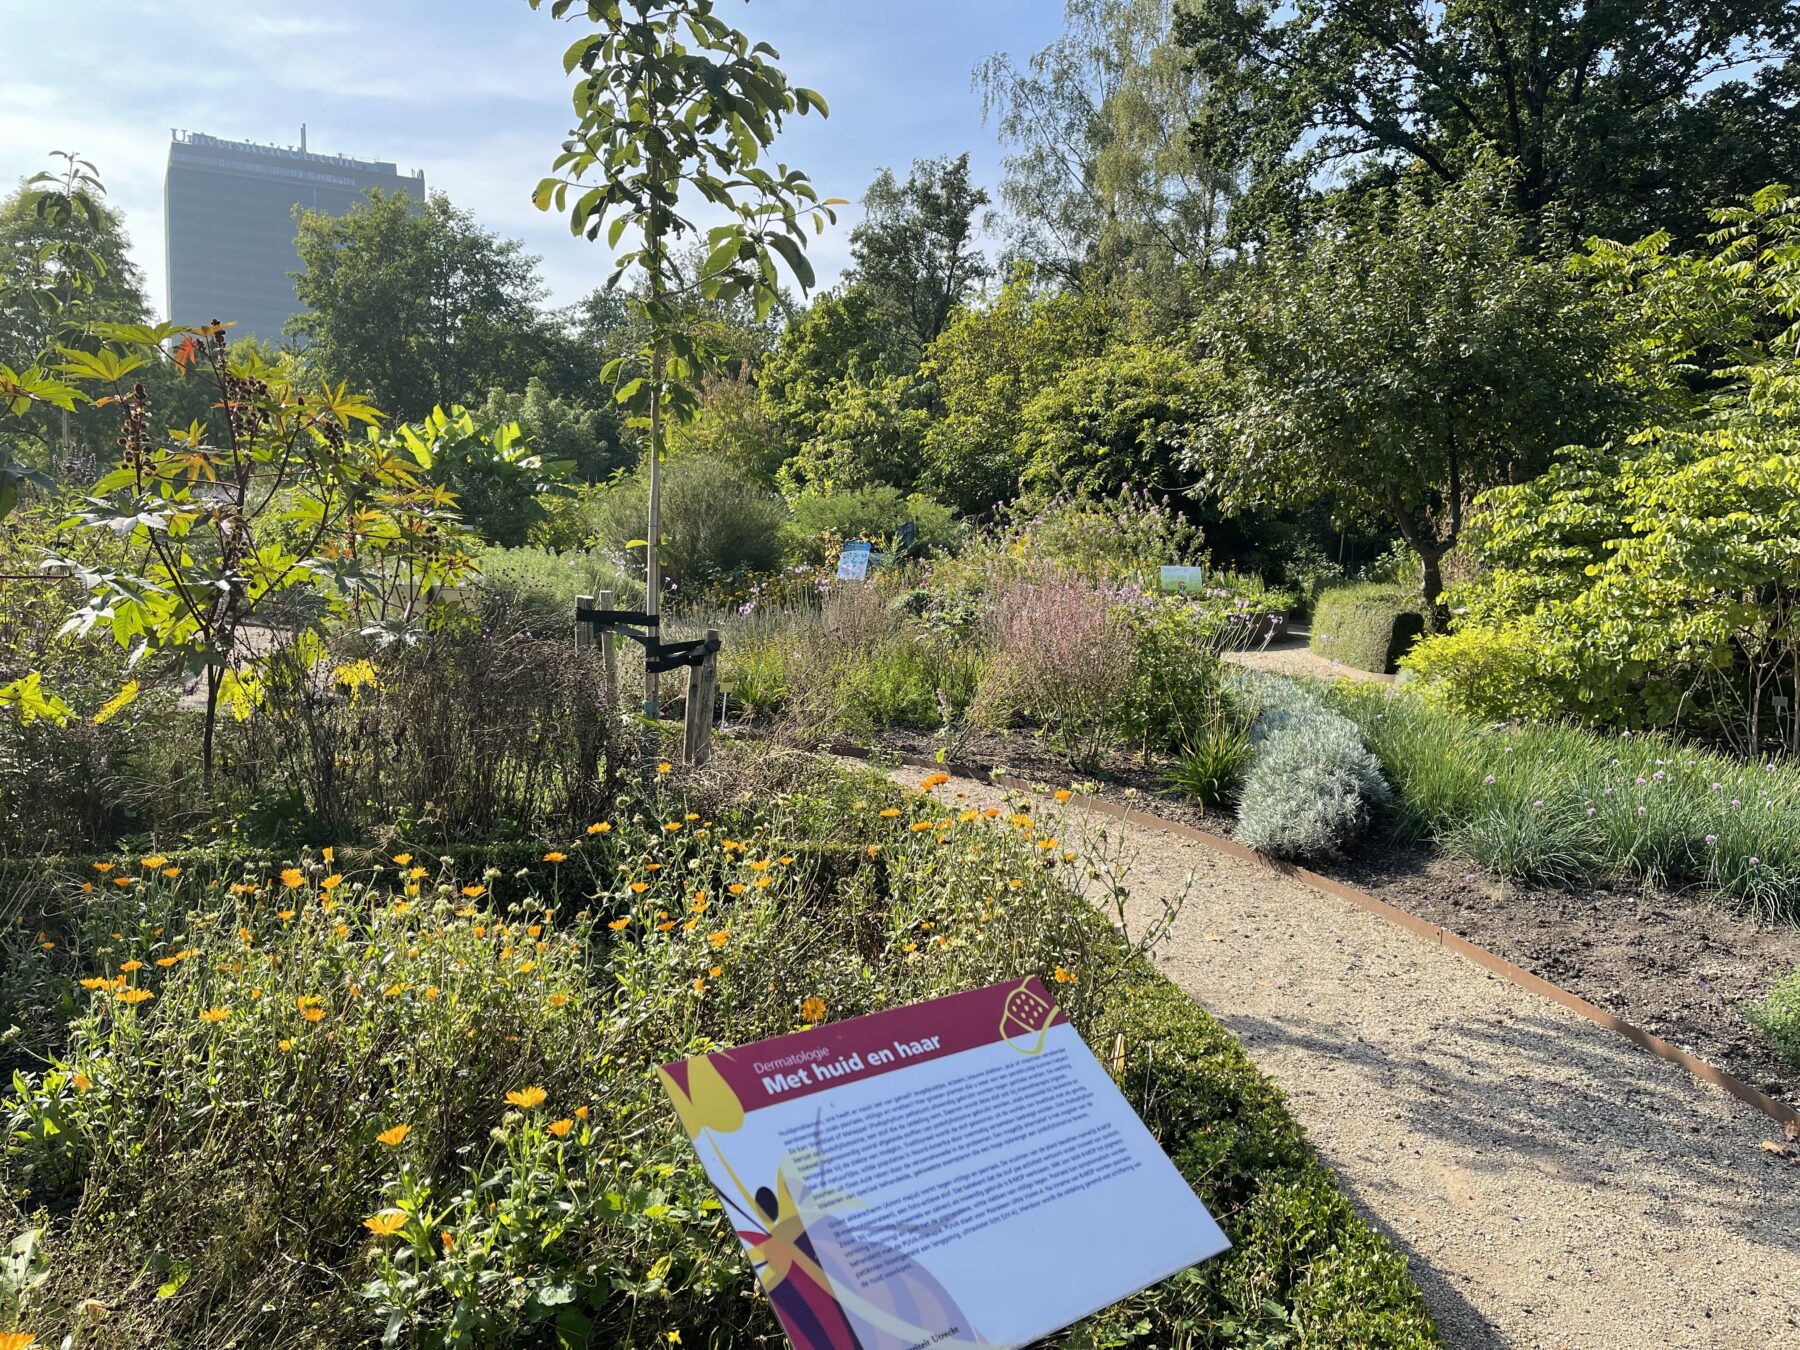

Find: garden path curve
<box><xmin>889</xmin><ymin>770</ymin><xmax>1800</xmax><ymax>1349</ymax></box>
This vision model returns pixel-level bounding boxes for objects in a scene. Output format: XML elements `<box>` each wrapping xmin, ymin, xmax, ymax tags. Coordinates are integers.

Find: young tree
<box><xmin>1192</xmin><ymin>158</ymin><xmax>1615</xmax><ymax>614</ymax></box>
<box><xmin>530</xmin><ymin>0</ymin><xmax>837</xmax><ymax>721</ymax></box>
<box><xmin>290</xmin><ymin>189</ymin><xmax>549</xmax><ymax>419</ymax></box>
<box><xmin>847</xmin><ymin>154</ymin><xmax>991</xmax><ymax>361</ymax></box>
<box><xmin>1179</xmin><ymin>0</ymin><xmax>1800</xmax><ymax>242</ymax></box>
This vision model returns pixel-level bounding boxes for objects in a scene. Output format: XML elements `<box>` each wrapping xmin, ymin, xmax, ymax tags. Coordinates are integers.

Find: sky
<box><xmin>0</xmin><ymin>0</ymin><xmax>1067</xmax><ymax>319</ymax></box>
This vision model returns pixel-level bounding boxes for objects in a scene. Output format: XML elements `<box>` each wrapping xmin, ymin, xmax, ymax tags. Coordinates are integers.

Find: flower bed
<box><xmin>0</xmin><ymin>750</ymin><xmax>1437</xmax><ymax>1347</ymax></box>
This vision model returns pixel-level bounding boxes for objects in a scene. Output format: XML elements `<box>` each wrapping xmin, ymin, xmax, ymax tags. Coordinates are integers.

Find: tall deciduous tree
<box><xmin>1178</xmin><ymin>0</ymin><xmax>1800</xmax><ymax>242</ymax></box>
<box><xmin>847</xmin><ymin>153</ymin><xmax>991</xmax><ymax>361</ymax></box>
<box><xmin>1192</xmin><ymin>158</ymin><xmax>1615</xmax><ymax>613</ymax></box>
<box><xmin>529</xmin><ymin>0</ymin><xmax>836</xmax><ymax>720</ymax></box>
<box><xmin>976</xmin><ymin>0</ymin><xmax>1236</xmax><ymax>297</ymax></box>
<box><xmin>290</xmin><ymin>189</ymin><xmax>549</xmax><ymax>420</ymax></box>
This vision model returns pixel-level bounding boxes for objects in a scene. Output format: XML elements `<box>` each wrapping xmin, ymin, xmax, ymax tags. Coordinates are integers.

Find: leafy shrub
<box><xmin>1311</xmin><ymin>584</ymin><xmax>1427</xmax><ymax>673</ymax></box>
<box><xmin>590</xmin><ymin>454</ymin><xmax>787</xmax><ymax>587</ymax></box>
<box><xmin>1118</xmin><ymin>596</ymin><xmax>1229</xmax><ymax>755</ymax></box>
<box><xmin>780</xmin><ymin>484</ymin><xmax>961</xmax><ymax>565</ymax></box>
<box><xmin>999</xmin><ymin>486</ymin><xmax>1205</xmax><ymax>584</ymax></box>
<box><xmin>974</xmin><ymin>569</ymin><xmax>1135</xmax><ymax>768</ymax></box>
<box><xmin>1747</xmin><ymin>968</ymin><xmax>1800</xmax><ymax>1069</ymax></box>
<box><xmin>0</xmin><ymin>754</ymin><xmax>1436</xmax><ymax>1347</ymax></box>
<box><xmin>1234</xmin><ymin>677</ymin><xmax>1391</xmax><ymax>859</ymax></box>
<box><xmin>1400</xmin><ymin>622</ymin><xmax>1559</xmax><ymax>722</ymax></box>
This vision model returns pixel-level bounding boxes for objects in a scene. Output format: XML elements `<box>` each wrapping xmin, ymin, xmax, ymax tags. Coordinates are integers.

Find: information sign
<box><xmin>1158</xmin><ymin>565</ymin><xmax>1209</xmax><ymax>594</ymax></box>
<box><xmin>836</xmin><ymin>540</ymin><xmax>874</xmax><ymax>582</ymax></box>
<box><xmin>659</xmin><ymin>978</ymin><xmax>1229</xmax><ymax>1350</ymax></box>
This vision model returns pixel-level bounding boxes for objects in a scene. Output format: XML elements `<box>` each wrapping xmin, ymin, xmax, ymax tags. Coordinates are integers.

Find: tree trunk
<box><xmin>1420</xmin><ymin>549</ymin><xmax>1448</xmax><ymax>631</ymax></box>
<box><xmin>202</xmin><ymin>664</ymin><xmax>221</xmax><ymax>797</ymax></box>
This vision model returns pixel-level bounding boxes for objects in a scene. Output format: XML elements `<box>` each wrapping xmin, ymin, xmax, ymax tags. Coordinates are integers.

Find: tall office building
<box><xmin>164</xmin><ymin>129</ymin><xmax>424</xmax><ymax>343</ymax></box>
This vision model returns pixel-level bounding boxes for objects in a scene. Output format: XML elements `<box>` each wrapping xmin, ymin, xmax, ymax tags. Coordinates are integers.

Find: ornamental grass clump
<box><xmin>1232</xmin><ymin>676</ymin><xmax>1390</xmax><ymax>860</ymax></box>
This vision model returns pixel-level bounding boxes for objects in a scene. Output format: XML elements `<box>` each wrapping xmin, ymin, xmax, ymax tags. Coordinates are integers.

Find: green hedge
<box><xmin>1311</xmin><ymin>583</ymin><xmax>1427</xmax><ymax>673</ymax></box>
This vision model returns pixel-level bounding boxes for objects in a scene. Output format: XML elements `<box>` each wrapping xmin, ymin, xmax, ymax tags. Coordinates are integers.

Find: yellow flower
<box><xmin>91</xmin><ymin>862</ymin><xmax>113</xmax><ymax>873</ymax></box>
<box><xmin>320</xmin><ymin>874</ymin><xmax>343</xmax><ymax>892</ymax></box>
<box><xmin>747</xmin><ymin>859</ymin><xmax>771</xmax><ymax>872</ymax></box>
<box><xmin>708</xmin><ymin>964</ymin><xmax>722</xmax><ymax>978</ymax></box>
<box><xmin>119</xmin><ymin>959</ymin><xmax>143</xmax><ymax>973</ymax></box>
<box><xmin>727</xmin><ymin>882</ymin><xmax>747</xmax><ymax>896</ymax></box>
<box><xmin>692</xmin><ymin>978</ymin><xmax>706</xmax><ymax>993</ymax></box>
<box><xmin>0</xmin><ymin>1330</ymin><xmax>39</xmax><ymax>1350</ymax></box>
<box><xmin>608</xmin><ymin>916</ymin><xmax>632</xmax><ymax>931</ymax></box>
<box><xmin>708</xmin><ymin>929</ymin><xmax>730</xmax><ymax>949</ymax></box>
<box><xmin>778</xmin><ymin>855</ymin><xmax>795</xmax><ymax>865</ymax></box>
<box><xmin>656</xmin><ymin>920</ymin><xmax>676</xmax><ymax>932</ymax></box>
<box><xmin>280</xmin><ymin>867</ymin><xmax>305</xmax><ymax>889</ymax></box>
<box><xmin>801</xmin><ymin>996</ymin><xmax>827</xmax><ymax>1022</ymax></box>
<box><xmin>277</xmin><ymin>909</ymin><xmax>296</xmax><ymax>922</ymax></box>
<box><xmin>461</xmin><ymin>884</ymin><xmax>486</xmax><ymax>899</ymax></box>
<box><xmin>656</xmin><ymin>761</ymin><xmax>673</xmax><ymax>775</ymax></box>
<box><xmin>335</xmin><ymin>923</ymin><xmax>350</xmax><ymax>940</ymax></box>
<box><xmin>543</xmin><ymin>851</ymin><xmax>567</xmax><ymax>864</ymax></box>
<box><xmin>199</xmin><ymin>1007</ymin><xmax>231</xmax><ymax>1023</ymax></box>
<box><xmin>162</xmin><ymin>867</ymin><xmax>182</xmax><ymax>879</ymax></box>
<box><xmin>526</xmin><ymin>924</ymin><xmax>542</xmax><ymax>938</ymax></box>
<box><xmin>587</xmin><ymin>821</ymin><xmax>612</xmax><ymax>835</ymax></box>
<box><xmin>322</xmin><ymin>847</ymin><xmax>335</xmax><ymax>864</ymax></box>
<box><xmin>407</xmin><ymin>866</ymin><xmax>427</xmax><ymax>881</ymax></box>
<box><xmin>377</xmin><ymin>1124</ymin><xmax>411</xmax><ymax>1147</ymax></box>
<box><xmin>1053</xmin><ymin>966</ymin><xmax>1076</xmax><ymax>983</ymax></box>
<box><xmin>320</xmin><ymin>897</ymin><xmax>338</xmax><ymax>913</ymax></box>
<box><xmin>548</xmin><ymin>993</ymin><xmax>569</xmax><ymax>1008</ymax></box>
<box><xmin>879</xmin><ymin>807</ymin><xmax>901</xmax><ymax>819</ymax></box>
<box><xmin>663</xmin><ymin>821</ymin><xmax>682</xmax><ymax>833</ymax></box>
<box><xmin>363</xmin><ymin>1210</ymin><xmax>408</xmax><ymax>1237</ymax></box>
<box><xmin>141</xmin><ymin>854</ymin><xmax>168</xmax><ymax>870</ymax></box>
<box><xmin>574</xmin><ymin>1104</ymin><xmax>590</xmax><ymax>1121</ymax></box>
<box><xmin>392</xmin><ymin>852</ymin><xmax>413</xmax><ymax>866</ymax></box>
<box><xmin>301</xmin><ymin>1006</ymin><xmax>326</xmax><ymax>1022</ymax></box>
<box><xmin>278</xmin><ymin>1038</ymin><xmax>294</xmax><ymax>1053</ymax></box>
<box><xmin>116</xmin><ymin>989</ymin><xmax>154</xmax><ymax>1005</ymax></box>
<box><xmin>79</xmin><ymin>977</ymin><xmax>111</xmax><ymax>991</ymax></box>
<box><xmin>920</xmin><ymin>772</ymin><xmax>950</xmax><ymax>790</ymax></box>
<box><xmin>505</xmin><ymin>1086</ymin><xmax>547</xmax><ymax>1110</ymax></box>
<box><xmin>910</xmin><ymin>821</ymin><xmax>932</xmax><ymax>833</ymax></box>
<box><xmin>866</xmin><ymin>845</ymin><xmax>880</xmax><ymax>858</ymax></box>
<box><xmin>113</xmin><ymin>876</ymin><xmax>136</xmax><ymax>887</ymax></box>
<box><xmin>753</xmin><ymin>875</ymin><xmax>772</xmax><ymax>889</ymax></box>
<box><xmin>72</xmin><ymin>1073</ymin><xmax>91</xmax><ymax>1092</ymax></box>
<box><xmin>547</xmin><ymin>1117</ymin><xmax>574</xmax><ymax>1138</ymax></box>
<box><xmin>1054</xmin><ymin>789</ymin><xmax>1073</xmax><ymax>803</ymax></box>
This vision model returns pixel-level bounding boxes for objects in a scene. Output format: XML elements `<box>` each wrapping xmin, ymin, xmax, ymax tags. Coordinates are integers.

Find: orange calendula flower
<box><xmin>363</xmin><ymin>1211</ymin><xmax>408</xmax><ymax>1237</ymax></box>
<box><xmin>547</xmin><ymin>1117</ymin><xmax>574</xmax><ymax>1138</ymax></box>
<box><xmin>708</xmin><ymin>964</ymin><xmax>723</xmax><ymax>978</ymax></box>
<box><xmin>334</xmin><ymin>923</ymin><xmax>350</xmax><ymax>939</ymax></box>
<box><xmin>548</xmin><ymin>993</ymin><xmax>569</xmax><ymax>1008</ymax></box>
<box><xmin>277</xmin><ymin>909</ymin><xmax>296</xmax><ymax>922</ymax></box>
<box><xmin>587</xmin><ymin>821</ymin><xmax>612</xmax><ymax>835</ymax></box>
<box><xmin>866</xmin><ymin>845</ymin><xmax>880</xmax><ymax>858</ymax></box>
<box><xmin>280</xmin><ymin>867</ymin><xmax>306</xmax><ymax>889</ymax></box>
<box><xmin>692</xmin><ymin>978</ymin><xmax>706</xmax><ymax>993</ymax></box>
<box><xmin>91</xmin><ymin>862</ymin><xmax>113</xmax><ymax>873</ymax></box>
<box><xmin>505</xmin><ymin>1086</ymin><xmax>547</xmax><ymax>1110</ymax></box>
<box><xmin>1053</xmin><ymin>966</ymin><xmax>1077</xmax><ymax>983</ymax></box>
<box><xmin>542</xmin><ymin>851</ymin><xmax>567</xmax><ymax>864</ymax></box>
<box><xmin>801</xmin><ymin>996</ymin><xmax>827</xmax><ymax>1022</ymax></box>
<box><xmin>879</xmin><ymin>808</ymin><xmax>901</xmax><ymax>819</ymax></box>
<box><xmin>78</xmin><ymin>977</ymin><xmax>111</xmax><ymax>991</ymax></box>
<box><xmin>747</xmin><ymin>859</ymin><xmax>771</xmax><ymax>872</ymax></box>
<box><xmin>320</xmin><ymin>874</ymin><xmax>343</xmax><ymax>892</ymax></box>
<box><xmin>113</xmin><ymin>876</ymin><xmax>136</xmax><ymax>887</ymax></box>
<box><xmin>656</xmin><ymin>920</ymin><xmax>676</xmax><ymax>932</ymax></box>
<box><xmin>301</xmin><ymin>1007</ymin><xmax>326</xmax><ymax>1022</ymax></box>
<box><xmin>141</xmin><ymin>854</ymin><xmax>168</xmax><ymax>870</ymax></box>
<box><xmin>322</xmin><ymin>847</ymin><xmax>335</xmax><ymax>864</ymax></box>
<box><xmin>72</xmin><ymin>1073</ymin><xmax>91</xmax><ymax>1092</ymax></box>
<box><xmin>526</xmin><ymin>924</ymin><xmax>542</xmax><ymax>938</ymax></box>
<box><xmin>608</xmin><ymin>916</ymin><xmax>632</xmax><ymax>931</ymax></box>
<box><xmin>656</xmin><ymin>761</ymin><xmax>673</xmax><ymax>775</ymax></box>
<box><xmin>982</xmin><ymin>807</ymin><xmax>1001</xmax><ymax>819</ymax></box>
<box><xmin>708</xmin><ymin>929</ymin><xmax>730</xmax><ymax>949</ymax></box>
<box><xmin>162</xmin><ymin>866</ymin><xmax>182</xmax><ymax>879</ymax></box>
<box><xmin>377</xmin><ymin>1124</ymin><xmax>411</xmax><ymax>1147</ymax></box>
<box><xmin>663</xmin><ymin>822</ymin><xmax>682</xmax><ymax>833</ymax></box>
<box><xmin>921</xmin><ymin>773</ymin><xmax>950</xmax><ymax>790</ymax></box>
<box><xmin>628</xmin><ymin>881</ymin><xmax>650</xmax><ymax>895</ymax></box>
<box><xmin>278</xmin><ymin>1038</ymin><xmax>294</xmax><ymax>1052</ymax></box>
<box><xmin>116</xmin><ymin>989</ymin><xmax>153</xmax><ymax>1005</ymax></box>
<box><xmin>460</xmin><ymin>884</ymin><xmax>486</xmax><ymax>899</ymax></box>
<box><xmin>455</xmin><ymin>906</ymin><xmax>477</xmax><ymax>919</ymax></box>
<box><xmin>0</xmin><ymin>1330</ymin><xmax>39</xmax><ymax>1350</ymax></box>
<box><xmin>910</xmin><ymin>821</ymin><xmax>932</xmax><ymax>834</ymax></box>
<box><xmin>574</xmin><ymin>1104</ymin><xmax>590</xmax><ymax>1120</ymax></box>
<box><xmin>407</xmin><ymin>866</ymin><xmax>427</xmax><ymax>881</ymax></box>
<box><xmin>753</xmin><ymin>876</ymin><xmax>772</xmax><ymax>889</ymax></box>
<box><xmin>119</xmin><ymin>959</ymin><xmax>143</xmax><ymax>973</ymax></box>
<box><xmin>726</xmin><ymin>882</ymin><xmax>746</xmax><ymax>896</ymax></box>
<box><xmin>199</xmin><ymin>1007</ymin><xmax>231</xmax><ymax>1023</ymax></box>
<box><xmin>1054</xmin><ymin>789</ymin><xmax>1073</xmax><ymax>803</ymax></box>
<box><xmin>392</xmin><ymin>852</ymin><xmax>413</xmax><ymax>865</ymax></box>
<box><xmin>778</xmin><ymin>855</ymin><xmax>795</xmax><ymax>865</ymax></box>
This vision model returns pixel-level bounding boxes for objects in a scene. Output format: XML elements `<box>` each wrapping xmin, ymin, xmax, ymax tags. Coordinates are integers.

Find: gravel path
<box><xmin>900</xmin><ymin>771</ymin><xmax>1800</xmax><ymax>1349</ymax></box>
<box><xmin>1223</xmin><ymin>631</ymin><xmax>1394</xmax><ymax>684</ymax></box>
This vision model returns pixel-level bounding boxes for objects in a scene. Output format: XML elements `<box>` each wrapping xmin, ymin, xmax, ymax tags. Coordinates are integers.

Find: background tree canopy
<box><xmin>1178</xmin><ymin>0</ymin><xmax>1800</xmax><ymax>242</ymax></box>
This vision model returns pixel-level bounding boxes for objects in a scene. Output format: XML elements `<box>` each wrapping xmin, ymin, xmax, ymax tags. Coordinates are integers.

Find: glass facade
<box><xmin>163</xmin><ymin>131</ymin><xmax>424</xmax><ymax>343</ymax></box>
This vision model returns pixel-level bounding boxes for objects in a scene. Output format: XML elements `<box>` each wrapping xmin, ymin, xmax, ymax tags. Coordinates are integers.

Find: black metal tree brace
<box><xmin>575</xmin><ymin>606</ymin><xmax>720</xmax><ymax>676</ymax></box>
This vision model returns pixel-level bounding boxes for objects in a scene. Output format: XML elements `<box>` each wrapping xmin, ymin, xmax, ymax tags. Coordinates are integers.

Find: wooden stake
<box><xmin>684</xmin><ymin>629</ymin><xmax>720</xmax><ymax>766</ymax></box>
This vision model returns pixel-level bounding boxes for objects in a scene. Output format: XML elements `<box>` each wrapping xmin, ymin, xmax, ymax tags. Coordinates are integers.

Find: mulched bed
<box><xmin>844</xmin><ymin>724</ymin><xmax>1800</xmax><ymax>1111</ymax></box>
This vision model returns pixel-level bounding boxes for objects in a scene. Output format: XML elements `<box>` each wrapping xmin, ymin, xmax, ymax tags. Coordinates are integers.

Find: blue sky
<box><xmin>0</xmin><ymin>0</ymin><xmax>1066</xmax><ymax>318</ymax></box>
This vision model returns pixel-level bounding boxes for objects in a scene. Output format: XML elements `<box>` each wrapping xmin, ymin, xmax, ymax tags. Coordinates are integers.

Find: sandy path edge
<box><xmin>885</xmin><ymin>768</ymin><xmax>1800</xmax><ymax>1350</ymax></box>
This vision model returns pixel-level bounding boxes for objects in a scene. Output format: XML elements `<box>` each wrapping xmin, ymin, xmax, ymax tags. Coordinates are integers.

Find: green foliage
<box><xmin>1442</xmin><ymin>186</ymin><xmax>1800</xmax><ymax>745</ymax></box>
<box><xmin>665</xmin><ymin>370</ymin><xmax>785</xmax><ymax>485</ymax></box>
<box><xmin>781</xmin><ymin>484</ymin><xmax>960</xmax><ymax>565</ymax></box>
<box><xmin>1310</xmin><ymin>584</ymin><xmax>1427</xmax><ymax>674</ymax></box>
<box><xmin>918</xmin><ymin>267</ymin><xmax>1109</xmax><ymax>514</ymax></box>
<box><xmin>1020</xmin><ymin>339</ymin><xmax>1212</xmax><ymax>501</ymax></box>
<box><xmin>1400</xmin><ymin>624</ymin><xmax>1560</xmax><ymax>723</ymax></box>
<box><xmin>759</xmin><ymin>285</ymin><xmax>912</xmax><ymax>460</ymax></box>
<box><xmin>1177</xmin><ymin>0</ymin><xmax>1800</xmax><ymax>243</ymax></box>
<box><xmin>999</xmin><ymin>486</ymin><xmax>1206</xmax><ymax>584</ymax></box>
<box><xmin>1162</xmin><ymin>722</ymin><xmax>1251</xmax><ymax>810</ymax></box>
<box><xmin>291</xmin><ymin>190</ymin><xmax>556</xmax><ymax>421</ymax></box>
<box><xmin>390</xmin><ymin>403</ymin><xmax>573</xmax><ymax>547</ymax></box>
<box><xmin>775</xmin><ymin>368</ymin><xmax>934</xmax><ymax>496</ymax></box>
<box><xmin>477</xmin><ymin>376</ymin><xmax>631</xmax><ymax>486</ymax></box>
<box><xmin>1747</xmin><ymin>967</ymin><xmax>1800</xmax><ymax>1070</ymax></box>
<box><xmin>1193</xmin><ymin>156</ymin><xmax>1615</xmax><ymax>607</ymax></box>
<box><xmin>590</xmin><ymin>454</ymin><xmax>786</xmax><ymax>587</ymax></box>
<box><xmin>1118</xmin><ymin>595</ymin><xmax>1229</xmax><ymax>755</ymax></box>
<box><xmin>472</xmin><ymin>545</ymin><xmax>639</xmax><ymax>635</ymax></box>
<box><xmin>1331</xmin><ymin>685</ymin><xmax>1800</xmax><ymax>918</ymax></box>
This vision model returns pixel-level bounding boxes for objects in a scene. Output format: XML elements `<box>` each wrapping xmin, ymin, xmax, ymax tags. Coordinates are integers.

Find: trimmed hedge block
<box><xmin>1310</xmin><ymin>584</ymin><xmax>1427</xmax><ymax>673</ymax></box>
